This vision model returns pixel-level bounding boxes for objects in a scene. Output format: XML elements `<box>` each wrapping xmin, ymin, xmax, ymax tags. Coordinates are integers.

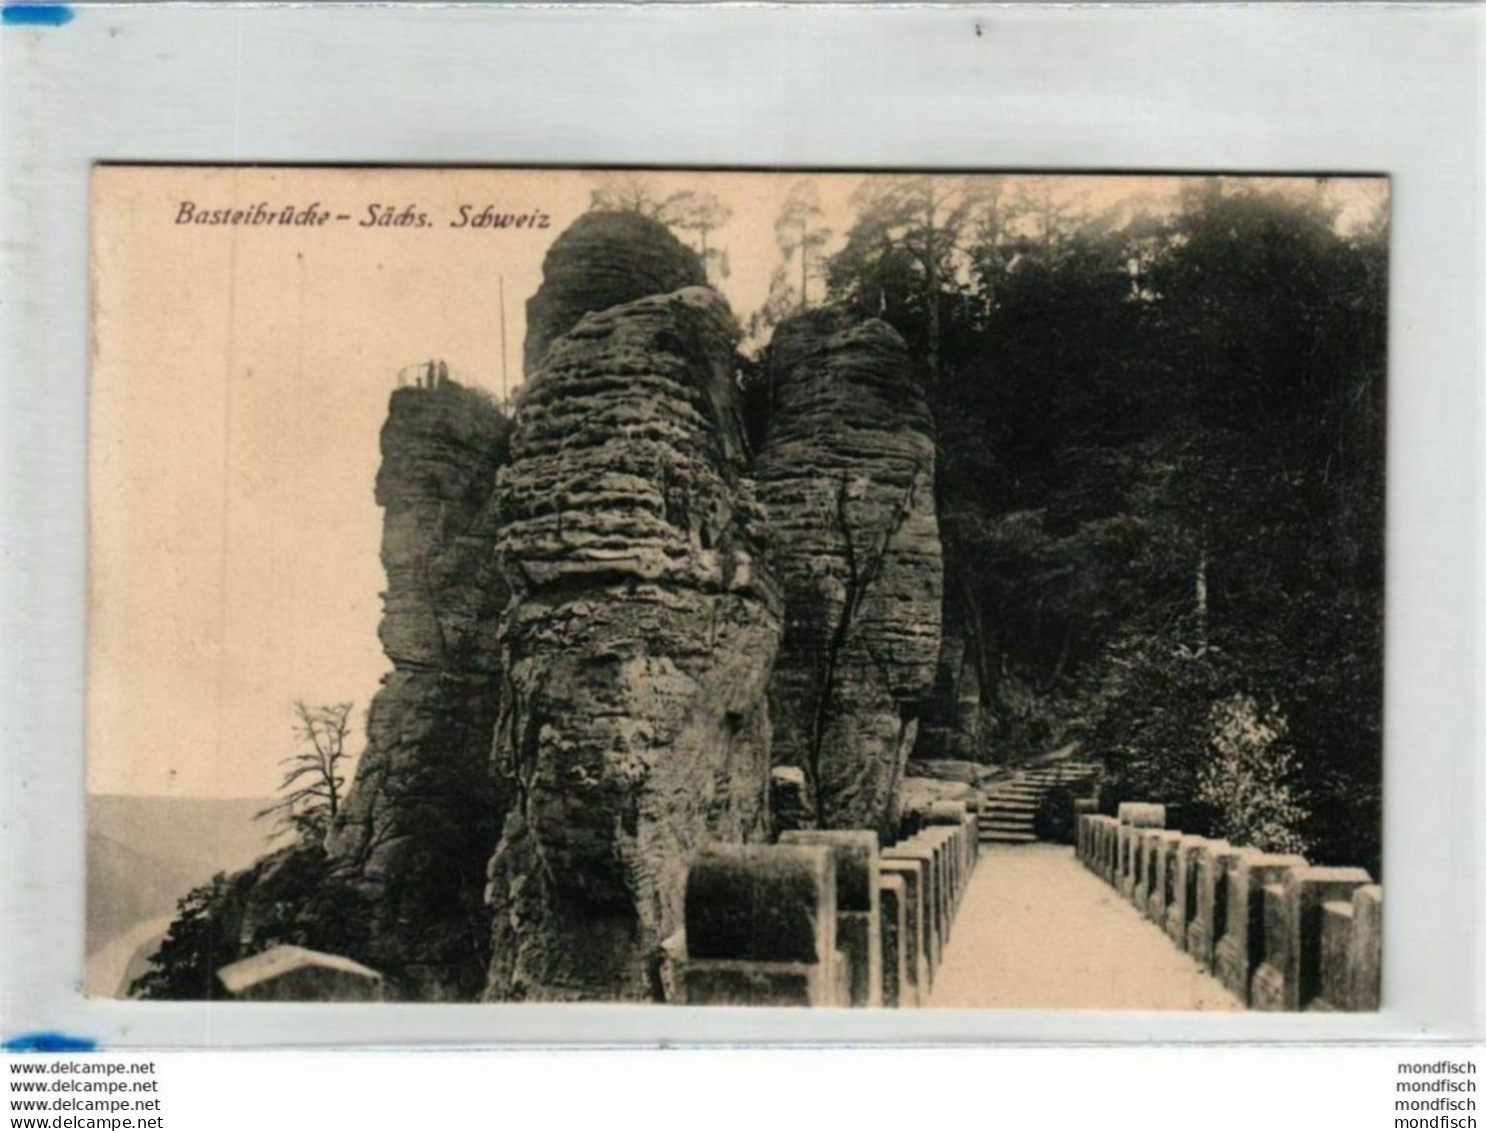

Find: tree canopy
<box><xmin>815</xmin><ymin>175</ymin><xmax>1386</xmax><ymax>873</ymax></box>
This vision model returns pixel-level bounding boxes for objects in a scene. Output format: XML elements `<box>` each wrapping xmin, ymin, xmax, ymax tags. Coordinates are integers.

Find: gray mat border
<box><xmin>0</xmin><ymin>1</ymin><xmax>1478</xmax><ymax>1046</ymax></box>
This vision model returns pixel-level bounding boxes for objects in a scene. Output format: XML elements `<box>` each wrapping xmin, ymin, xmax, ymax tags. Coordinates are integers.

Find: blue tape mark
<box><xmin>3</xmin><ymin>1032</ymin><xmax>99</xmax><ymax>1052</ymax></box>
<box><xmin>2</xmin><ymin>5</ymin><xmax>75</xmax><ymax>26</ymax></box>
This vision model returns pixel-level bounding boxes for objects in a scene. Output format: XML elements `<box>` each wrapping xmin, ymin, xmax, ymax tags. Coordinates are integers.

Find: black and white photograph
<box><xmin>86</xmin><ymin>164</ymin><xmax>1387</xmax><ymax>1012</ymax></box>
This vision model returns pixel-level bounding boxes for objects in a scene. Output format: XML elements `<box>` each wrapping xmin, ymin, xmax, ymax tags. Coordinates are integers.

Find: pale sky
<box><xmin>87</xmin><ymin>167</ymin><xmax>1385</xmax><ymax>798</ymax></box>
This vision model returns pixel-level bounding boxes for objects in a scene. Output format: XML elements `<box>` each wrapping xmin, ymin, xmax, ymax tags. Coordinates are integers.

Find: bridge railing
<box><xmin>1077</xmin><ymin>806</ymin><xmax>1381</xmax><ymax>1011</ymax></box>
<box><xmin>393</xmin><ymin>361</ymin><xmax>518</xmax><ymax>414</ymax></box>
<box><xmin>663</xmin><ymin>801</ymin><xmax>980</xmax><ymax>1007</ymax></box>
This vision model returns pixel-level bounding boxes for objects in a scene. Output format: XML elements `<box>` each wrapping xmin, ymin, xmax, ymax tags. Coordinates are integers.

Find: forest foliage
<box><xmin>808</xmin><ymin>175</ymin><xmax>1385</xmax><ymax>873</ymax></box>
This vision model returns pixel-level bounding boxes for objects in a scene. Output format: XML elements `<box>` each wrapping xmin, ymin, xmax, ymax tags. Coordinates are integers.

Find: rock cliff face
<box><xmin>327</xmin><ymin>381</ymin><xmax>513</xmax><ymax>1000</ymax></box>
<box><xmin>754</xmin><ymin>309</ymin><xmax>943</xmax><ymax>839</ymax></box>
<box><xmin>484</xmin><ymin>285</ymin><xmax>781</xmax><ymax>1002</ymax></box>
<box><xmin>915</xmin><ymin>624</ymin><xmax>988</xmax><ymax>761</ymax></box>
<box><xmin>523</xmin><ymin>211</ymin><xmax>708</xmax><ymax>376</ymax></box>
<box><xmin>181</xmin><ymin>215</ymin><xmax>955</xmax><ymax>1004</ymax></box>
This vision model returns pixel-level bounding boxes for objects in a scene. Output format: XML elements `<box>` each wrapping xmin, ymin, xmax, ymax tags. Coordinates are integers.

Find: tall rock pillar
<box><xmin>328</xmin><ymin>380</ymin><xmax>512</xmax><ymax>1000</ymax></box>
<box><xmin>523</xmin><ymin>210</ymin><xmax>707</xmax><ymax>376</ymax></box>
<box><xmin>484</xmin><ymin>285</ymin><xmax>781</xmax><ymax>1002</ymax></box>
<box><xmin>755</xmin><ymin>309</ymin><xmax>943</xmax><ymax>839</ymax></box>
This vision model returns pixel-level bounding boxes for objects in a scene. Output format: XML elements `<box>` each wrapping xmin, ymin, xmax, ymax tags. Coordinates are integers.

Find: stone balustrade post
<box><xmin>1214</xmin><ymin>851</ymin><xmax>1307</xmax><ymax>1005</ymax></box>
<box><xmin>1074</xmin><ymin>800</ymin><xmax>1098</xmax><ymax>866</ymax></box>
<box><xmin>779</xmin><ymin>830</ymin><xmax>882</xmax><ymax>1007</ymax></box>
<box><xmin>1148</xmin><ymin>830</ymin><xmax>1184</xmax><ymax>925</ymax></box>
<box><xmin>1348</xmin><ymin>885</ymin><xmax>1382</xmax><ymax>1011</ymax></box>
<box><xmin>1185</xmin><ymin>840</ymin><xmax>1240</xmax><ymax>972</ymax></box>
<box><xmin>1118</xmin><ymin>802</ymin><xmax>1167</xmax><ymax>828</ymax></box>
<box><xmin>679</xmin><ymin>843</ymin><xmax>843</xmax><ymax>1006</ymax></box>
<box><xmin>1124</xmin><ymin>827</ymin><xmax>1142</xmax><ymax>902</ymax></box>
<box><xmin>1117</xmin><ymin>803</ymin><xmax>1164</xmax><ymax>900</ymax></box>
<box><xmin>920</xmin><ymin>827</ymin><xmax>955</xmax><ymax>925</ymax></box>
<box><xmin>925</xmin><ymin>803</ymin><xmax>969</xmax><ymax>903</ymax></box>
<box><xmin>884</xmin><ymin>841</ymin><xmax>941</xmax><ymax>974</ymax></box>
<box><xmin>923</xmin><ymin>827</ymin><xmax>953</xmax><ymax>919</ymax></box>
<box><xmin>1095</xmin><ymin>816</ymin><xmax>1119</xmax><ymax>884</ymax></box>
<box><xmin>878</xmin><ymin>874</ymin><xmax>907</xmax><ymax>1008</ymax></box>
<box><xmin>1252</xmin><ymin>866</ymin><xmax>1372</xmax><ymax>1011</ymax></box>
<box><xmin>963</xmin><ymin>796</ymin><xmax>983</xmax><ymax>868</ymax></box>
<box><xmin>899</xmin><ymin>808</ymin><xmax>925</xmax><ymax>840</ymax></box>
<box><xmin>1165</xmin><ymin>835</ymin><xmax>1212</xmax><ymax>949</ymax></box>
<box><xmin>1133</xmin><ymin>828</ymin><xmax>1164</xmax><ymax>915</ymax></box>
<box><xmin>1312</xmin><ymin>898</ymin><xmax>1353</xmax><ymax>1010</ymax></box>
<box><xmin>1116</xmin><ymin>823</ymin><xmax>1133</xmax><ymax>896</ymax></box>
<box><xmin>880</xmin><ymin>858</ymin><xmax>928</xmax><ymax>1002</ymax></box>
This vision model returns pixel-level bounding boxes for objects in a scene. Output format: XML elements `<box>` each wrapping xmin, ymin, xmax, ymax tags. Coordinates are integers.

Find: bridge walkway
<box><xmin>927</xmin><ymin>843</ymin><xmax>1240</xmax><ymax>1011</ymax></box>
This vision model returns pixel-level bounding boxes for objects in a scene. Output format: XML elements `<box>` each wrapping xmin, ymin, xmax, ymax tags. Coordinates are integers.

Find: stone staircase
<box><xmin>978</xmin><ymin>760</ymin><xmax>1100</xmax><ymax>844</ymax></box>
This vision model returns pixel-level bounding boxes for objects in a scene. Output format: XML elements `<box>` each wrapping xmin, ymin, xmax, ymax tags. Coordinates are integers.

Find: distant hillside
<box><xmin>83</xmin><ymin>914</ymin><xmax>174</xmax><ymax>1000</ymax></box>
<box><xmin>86</xmin><ymin>795</ymin><xmax>275</xmax><ymax>959</ymax></box>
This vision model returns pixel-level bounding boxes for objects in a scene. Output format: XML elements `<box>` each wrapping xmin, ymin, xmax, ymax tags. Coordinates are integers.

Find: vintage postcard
<box><xmin>88</xmin><ymin>166</ymin><xmax>1386</xmax><ymax>1010</ymax></box>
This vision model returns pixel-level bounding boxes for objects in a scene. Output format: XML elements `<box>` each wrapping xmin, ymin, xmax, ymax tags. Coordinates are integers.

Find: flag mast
<box><xmin>499</xmin><ymin>273</ymin><xmax>508</xmax><ymax>404</ymax></box>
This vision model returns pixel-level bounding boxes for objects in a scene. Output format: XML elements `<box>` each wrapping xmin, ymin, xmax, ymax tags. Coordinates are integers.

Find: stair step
<box><xmin>980</xmin><ymin>831</ymin><xmax>1038</xmax><ymax>844</ymax></box>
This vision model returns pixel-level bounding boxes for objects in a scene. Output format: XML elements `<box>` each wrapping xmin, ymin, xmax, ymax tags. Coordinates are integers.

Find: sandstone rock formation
<box><xmin>327</xmin><ymin>380</ymin><xmax>513</xmax><ymax>999</ymax></box>
<box><xmin>755</xmin><ymin>308</ymin><xmax>943</xmax><ymax>839</ymax></box>
<box><xmin>484</xmin><ymin>285</ymin><xmax>781</xmax><ymax>1002</ymax></box>
<box><xmin>902</xmin><ymin>758</ymin><xmax>999</xmax><ymax>786</ymax></box>
<box><xmin>900</xmin><ymin>774</ymin><xmax>981</xmax><ymax>816</ymax></box>
<box><xmin>523</xmin><ymin>210</ymin><xmax>707</xmax><ymax>376</ymax></box>
<box><xmin>915</xmin><ymin>624</ymin><xmax>989</xmax><ymax>761</ymax></box>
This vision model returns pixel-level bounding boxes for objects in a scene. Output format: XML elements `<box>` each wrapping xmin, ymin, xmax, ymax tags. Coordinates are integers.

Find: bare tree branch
<box><xmin>256</xmin><ymin>699</ymin><xmax>356</xmax><ymax>847</ymax></box>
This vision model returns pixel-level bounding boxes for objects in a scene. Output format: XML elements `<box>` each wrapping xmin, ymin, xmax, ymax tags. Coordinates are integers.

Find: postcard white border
<box><xmin>0</xmin><ymin>1</ymin><xmax>1479</xmax><ymax>1046</ymax></box>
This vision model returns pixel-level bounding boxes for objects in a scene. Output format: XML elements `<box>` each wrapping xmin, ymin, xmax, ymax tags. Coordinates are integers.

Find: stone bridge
<box><xmin>254</xmin><ymin>209</ymin><xmax>1384</xmax><ymax>1011</ymax></box>
<box><xmin>665</xmin><ymin>791</ymin><xmax>1383</xmax><ymax>1011</ymax></box>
